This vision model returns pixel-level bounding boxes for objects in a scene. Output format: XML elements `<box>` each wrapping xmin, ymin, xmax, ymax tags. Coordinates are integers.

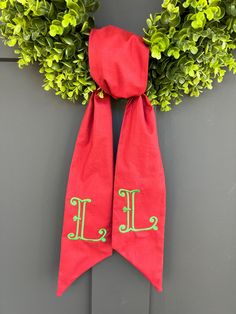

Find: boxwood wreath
<box><xmin>0</xmin><ymin>0</ymin><xmax>236</xmax><ymax>111</ymax></box>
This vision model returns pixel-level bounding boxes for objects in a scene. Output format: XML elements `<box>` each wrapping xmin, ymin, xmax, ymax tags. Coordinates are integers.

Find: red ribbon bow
<box><xmin>57</xmin><ymin>25</ymin><xmax>166</xmax><ymax>296</ymax></box>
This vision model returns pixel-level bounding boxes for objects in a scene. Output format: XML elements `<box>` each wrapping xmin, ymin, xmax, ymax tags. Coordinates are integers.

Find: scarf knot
<box><xmin>89</xmin><ymin>25</ymin><xmax>149</xmax><ymax>99</ymax></box>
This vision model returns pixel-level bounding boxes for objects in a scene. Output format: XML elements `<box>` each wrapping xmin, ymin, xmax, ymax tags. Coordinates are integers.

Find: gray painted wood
<box><xmin>0</xmin><ymin>38</ymin><xmax>16</xmax><ymax>58</ymax></box>
<box><xmin>95</xmin><ymin>0</ymin><xmax>160</xmax><ymax>34</ymax></box>
<box><xmin>91</xmin><ymin>254</ymin><xmax>151</xmax><ymax>314</ymax></box>
<box><xmin>0</xmin><ymin>62</ymin><xmax>90</xmax><ymax>314</ymax></box>
<box><xmin>150</xmin><ymin>72</ymin><xmax>236</xmax><ymax>314</ymax></box>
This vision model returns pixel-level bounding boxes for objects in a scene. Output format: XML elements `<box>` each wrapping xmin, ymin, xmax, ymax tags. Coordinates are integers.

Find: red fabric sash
<box><xmin>57</xmin><ymin>25</ymin><xmax>166</xmax><ymax>296</ymax></box>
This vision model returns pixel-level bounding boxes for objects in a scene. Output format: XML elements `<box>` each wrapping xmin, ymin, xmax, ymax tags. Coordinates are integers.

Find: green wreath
<box><xmin>0</xmin><ymin>0</ymin><xmax>236</xmax><ymax>111</ymax></box>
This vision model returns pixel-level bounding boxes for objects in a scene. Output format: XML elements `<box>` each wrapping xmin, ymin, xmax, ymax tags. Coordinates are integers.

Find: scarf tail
<box><xmin>57</xmin><ymin>92</ymin><xmax>113</xmax><ymax>296</ymax></box>
<box><xmin>112</xmin><ymin>95</ymin><xmax>166</xmax><ymax>291</ymax></box>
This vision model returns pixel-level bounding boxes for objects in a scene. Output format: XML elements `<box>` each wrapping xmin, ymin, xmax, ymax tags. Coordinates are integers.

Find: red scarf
<box><xmin>57</xmin><ymin>25</ymin><xmax>166</xmax><ymax>296</ymax></box>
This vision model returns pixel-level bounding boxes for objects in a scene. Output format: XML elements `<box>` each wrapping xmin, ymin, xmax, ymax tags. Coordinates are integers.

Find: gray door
<box><xmin>1</xmin><ymin>1</ymin><xmax>236</xmax><ymax>314</ymax></box>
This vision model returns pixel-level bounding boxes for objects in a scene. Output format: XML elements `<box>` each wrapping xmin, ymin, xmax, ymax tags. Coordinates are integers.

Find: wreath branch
<box><xmin>0</xmin><ymin>0</ymin><xmax>236</xmax><ymax>111</ymax></box>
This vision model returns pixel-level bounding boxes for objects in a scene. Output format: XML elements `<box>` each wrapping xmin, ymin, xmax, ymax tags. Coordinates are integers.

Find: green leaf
<box><xmin>65</xmin><ymin>46</ymin><xmax>75</xmax><ymax>58</ymax></box>
<box><xmin>0</xmin><ymin>1</ymin><xmax>7</xmax><ymax>9</ymax></box>
<box><xmin>7</xmin><ymin>37</ymin><xmax>17</xmax><ymax>47</ymax></box>
<box><xmin>62</xmin><ymin>36</ymin><xmax>74</xmax><ymax>45</ymax></box>
<box><xmin>151</xmin><ymin>45</ymin><xmax>162</xmax><ymax>59</ymax></box>
<box><xmin>167</xmin><ymin>47</ymin><xmax>180</xmax><ymax>59</ymax></box>
<box><xmin>49</xmin><ymin>24</ymin><xmax>63</xmax><ymax>37</ymax></box>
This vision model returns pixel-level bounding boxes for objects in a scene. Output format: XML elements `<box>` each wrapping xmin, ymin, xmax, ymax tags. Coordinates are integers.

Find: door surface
<box><xmin>1</xmin><ymin>1</ymin><xmax>236</xmax><ymax>314</ymax></box>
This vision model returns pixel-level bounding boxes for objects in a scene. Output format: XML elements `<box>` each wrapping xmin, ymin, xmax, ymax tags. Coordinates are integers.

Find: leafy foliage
<box><xmin>144</xmin><ymin>0</ymin><xmax>236</xmax><ymax>111</ymax></box>
<box><xmin>0</xmin><ymin>0</ymin><xmax>236</xmax><ymax>110</ymax></box>
<box><xmin>0</xmin><ymin>0</ymin><xmax>99</xmax><ymax>104</ymax></box>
